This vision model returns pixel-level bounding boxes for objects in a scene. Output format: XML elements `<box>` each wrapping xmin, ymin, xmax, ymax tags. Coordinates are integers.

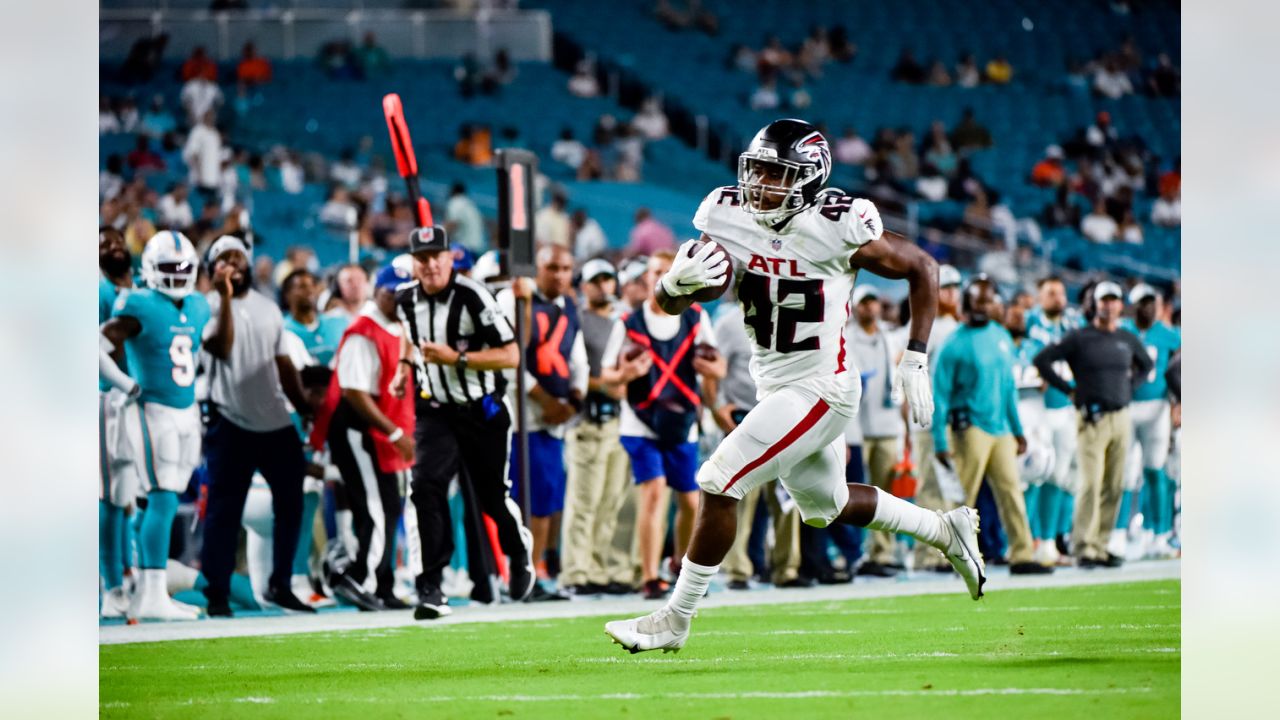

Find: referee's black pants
<box><xmin>327</xmin><ymin>400</ymin><xmax>403</xmax><ymax>598</ymax></box>
<box><xmin>411</xmin><ymin>397</ymin><xmax>529</xmax><ymax>593</ymax></box>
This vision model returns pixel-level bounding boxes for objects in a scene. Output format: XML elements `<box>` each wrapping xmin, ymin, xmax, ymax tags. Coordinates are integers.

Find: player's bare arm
<box><xmin>850</xmin><ymin>229</ymin><xmax>938</xmax><ymax>349</ymax></box>
<box><xmin>203</xmin><ymin>265</ymin><xmax>237</xmax><ymax>360</ymax></box>
<box><xmin>99</xmin><ymin>315</ymin><xmax>142</xmax><ymax>394</ymax></box>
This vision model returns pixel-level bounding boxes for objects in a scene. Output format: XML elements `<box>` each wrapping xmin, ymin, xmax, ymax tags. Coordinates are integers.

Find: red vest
<box><xmin>311</xmin><ymin>314</ymin><xmax>415</xmax><ymax>473</ymax></box>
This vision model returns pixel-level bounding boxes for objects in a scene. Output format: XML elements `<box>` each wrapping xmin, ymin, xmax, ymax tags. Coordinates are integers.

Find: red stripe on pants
<box><xmin>723</xmin><ymin>398</ymin><xmax>831</xmax><ymax>493</ymax></box>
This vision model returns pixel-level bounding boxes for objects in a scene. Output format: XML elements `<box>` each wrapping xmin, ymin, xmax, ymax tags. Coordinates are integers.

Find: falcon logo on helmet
<box><xmin>738</xmin><ymin>119</ymin><xmax>833</xmax><ymax>230</ymax></box>
<box><xmin>141</xmin><ymin>230</ymin><xmax>199</xmax><ymax>300</ymax></box>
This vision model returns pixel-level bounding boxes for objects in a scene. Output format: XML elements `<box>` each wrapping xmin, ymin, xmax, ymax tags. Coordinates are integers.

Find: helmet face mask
<box><xmin>737</xmin><ymin>119</ymin><xmax>831</xmax><ymax>230</ymax></box>
<box><xmin>142</xmin><ymin>231</ymin><xmax>199</xmax><ymax>300</ymax></box>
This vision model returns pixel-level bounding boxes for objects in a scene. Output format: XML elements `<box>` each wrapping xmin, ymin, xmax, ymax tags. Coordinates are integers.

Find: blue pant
<box><xmin>510</xmin><ymin>430</ymin><xmax>567</xmax><ymax>518</ymax></box>
<box><xmin>200</xmin><ymin>415</ymin><xmax>306</xmax><ymax>603</ymax></box>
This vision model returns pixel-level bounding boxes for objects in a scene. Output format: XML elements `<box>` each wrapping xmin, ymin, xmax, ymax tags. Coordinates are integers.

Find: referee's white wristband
<box><xmin>386</xmin><ymin>427</ymin><xmax>405</xmax><ymax>443</ymax></box>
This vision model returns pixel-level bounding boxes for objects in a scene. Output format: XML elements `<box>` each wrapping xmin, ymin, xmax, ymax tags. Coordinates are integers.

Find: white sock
<box><xmin>666</xmin><ymin>556</ymin><xmax>717</xmax><ymax>618</ymax></box>
<box><xmin>865</xmin><ymin>487</ymin><xmax>950</xmax><ymax>549</ymax></box>
<box><xmin>142</xmin><ymin>568</ymin><xmax>168</xmax><ymax>600</ymax></box>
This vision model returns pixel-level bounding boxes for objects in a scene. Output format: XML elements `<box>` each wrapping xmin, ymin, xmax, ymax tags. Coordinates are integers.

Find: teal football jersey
<box><xmin>283</xmin><ymin>313</ymin><xmax>350</xmax><ymax>367</ymax></box>
<box><xmin>1025</xmin><ymin>306</ymin><xmax>1083</xmax><ymax>409</ymax></box>
<box><xmin>1011</xmin><ymin>335</ymin><xmax>1046</xmax><ymax>402</ymax></box>
<box><xmin>1120</xmin><ymin>318</ymin><xmax>1181</xmax><ymax>402</ymax></box>
<box><xmin>112</xmin><ymin>289</ymin><xmax>211</xmax><ymax>408</ymax></box>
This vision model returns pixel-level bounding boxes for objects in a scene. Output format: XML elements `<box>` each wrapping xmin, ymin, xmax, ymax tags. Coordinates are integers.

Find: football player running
<box><xmin>100</xmin><ymin>231</ymin><xmax>213</xmax><ymax>621</ymax></box>
<box><xmin>606</xmin><ymin>119</ymin><xmax>985</xmax><ymax>654</ymax></box>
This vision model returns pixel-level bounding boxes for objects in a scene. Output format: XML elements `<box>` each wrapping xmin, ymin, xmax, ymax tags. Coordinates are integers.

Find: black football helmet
<box><xmin>738</xmin><ymin>118</ymin><xmax>832</xmax><ymax>228</ymax></box>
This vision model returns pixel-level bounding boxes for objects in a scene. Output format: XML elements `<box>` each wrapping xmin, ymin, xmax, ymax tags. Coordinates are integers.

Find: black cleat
<box><xmin>376</xmin><ymin>593</ymin><xmax>411</xmax><ymax>610</ymax></box>
<box><xmin>330</xmin><ymin>573</ymin><xmax>384</xmax><ymax>612</ymax></box>
<box><xmin>1009</xmin><ymin>562</ymin><xmax>1054</xmax><ymax>575</ymax></box>
<box><xmin>727</xmin><ymin>579</ymin><xmax>751</xmax><ymax>591</ymax></box>
<box><xmin>264</xmin><ymin>585</ymin><xmax>317</xmax><ymax>613</ymax></box>
<box><xmin>602</xmin><ymin>581</ymin><xmax>636</xmax><ymax>595</ymax></box>
<box><xmin>206</xmin><ymin>597</ymin><xmax>233</xmax><ymax>618</ymax></box>
<box><xmin>529</xmin><ymin>582</ymin><xmax>571</xmax><ymax>602</ymax></box>
<box><xmin>777</xmin><ymin>576</ymin><xmax>817</xmax><ymax>588</ymax></box>
<box><xmin>413</xmin><ymin>587</ymin><xmax>452</xmax><ymax>620</ymax></box>
<box><xmin>855</xmin><ymin>562</ymin><xmax>898</xmax><ymax>578</ymax></box>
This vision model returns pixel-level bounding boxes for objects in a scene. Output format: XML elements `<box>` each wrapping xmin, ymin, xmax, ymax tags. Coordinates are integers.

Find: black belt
<box><xmin>1078</xmin><ymin>402</ymin><xmax>1125</xmax><ymax>424</ymax></box>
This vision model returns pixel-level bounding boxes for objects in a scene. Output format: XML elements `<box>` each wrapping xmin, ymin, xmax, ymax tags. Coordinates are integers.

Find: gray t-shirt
<box><xmin>580</xmin><ymin>304</ymin><xmax>622</xmax><ymax>380</ymax></box>
<box><xmin>203</xmin><ymin>288</ymin><xmax>293</xmax><ymax>432</ymax></box>
<box><xmin>850</xmin><ymin>323</ymin><xmax>905</xmax><ymax>439</ymax></box>
<box><xmin>713</xmin><ymin>303</ymin><xmax>758</xmax><ymax>412</ymax></box>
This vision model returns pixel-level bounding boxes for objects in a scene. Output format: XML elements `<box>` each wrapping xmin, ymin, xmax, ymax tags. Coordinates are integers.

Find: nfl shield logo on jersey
<box><xmin>771</xmin><ymin>238</ymin><xmax>783</xmax><ymax>251</ymax></box>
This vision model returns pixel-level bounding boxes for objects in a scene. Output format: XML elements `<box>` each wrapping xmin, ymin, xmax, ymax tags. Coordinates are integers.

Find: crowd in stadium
<box><xmin>98</xmin><ymin>1</ymin><xmax>1179</xmax><ymax>622</ymax></box>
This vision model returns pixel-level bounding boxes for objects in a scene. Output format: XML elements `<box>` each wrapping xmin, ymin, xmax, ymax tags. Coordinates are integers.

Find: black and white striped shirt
<box><xmin>395</xmin><ymin>273</ymin><xmax>515</xmax><ymax>405</ymax></box>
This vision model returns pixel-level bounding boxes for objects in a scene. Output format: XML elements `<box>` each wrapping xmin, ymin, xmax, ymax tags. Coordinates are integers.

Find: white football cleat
<box><xmin>941</xmin><ymin>507</ymin><xmax>986</xmax><ymax>600</ymax></box>
<box><xmin>605</xmin><ymin>606</ymin><xmax>690</xmax><ymax>654</ymax></box>
<box><xmin>100</xmin><ymin>586</ymin><xmax>130</xmax><ymax>619</ymax></box>
<box><xmin>129</xmin><ymin>569</ymin><xmax>195</xmax><ymax>622</ymax></box>
<box><xmin>169</xmin><ymin>596</ymin><xmax>203</xmax><ymax>619</ymax></box>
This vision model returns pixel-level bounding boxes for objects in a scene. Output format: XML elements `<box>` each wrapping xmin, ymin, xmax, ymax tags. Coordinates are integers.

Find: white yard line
<box><xmin>100</xmin><ymin>559</ymin><xmax>1180</xmax><ymax>646</ymax></box>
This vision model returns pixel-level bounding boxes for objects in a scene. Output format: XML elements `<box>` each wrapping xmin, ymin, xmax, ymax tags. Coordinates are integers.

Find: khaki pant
<box><xmin>723</xmin><ymin>481</ymin><xmax>801</xmax><ymax>583</ymax></box>
<box><xmin>862</xmin><ymin>436</ymin><xmax>901</xmax><ymax>565</ymax></box>
<box><xmin>560</xmin><ymin>418</ymin><xmax>635</xmax><ymax>586</ymax></box>
<box><xmin>954</xmin><ymin>426</ymin><xmax>1034</xmax><ymax>564</ymax></box>
<box><xmin>910</xmin><ymin>430</ymin><xmax>953</xmax><ymax>568</ymax></box>
<box><xmin>1071</xmin><ymin>409</ymin><xmax>1131</xmax><ymax>561</ymax></box>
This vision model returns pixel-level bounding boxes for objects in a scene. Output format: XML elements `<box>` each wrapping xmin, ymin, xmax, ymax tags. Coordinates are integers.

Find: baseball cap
<box><xmin>939</xmin><ymin>264</ymin><xmax>962</xmax><ymax>288</ymax></box>
<box><xmin>452</xmin><ymin>246</ymin><xmax>475</xmax><ymax>272</ymax></box>
<box><xmin>374</xmin><ymin>263</ymin><xmax>411</xmax><ymax>293</ymax></box>
<box><xmin>1093</xmin><ymin>281</ymin><xmax>1124</xmax><ymax>302</ymax></box>
<box><xmin>582</xmin><ymin>258</ymin><xmax>616</xmax><ymax>283</ymax></box>
<box><xmin>208</xmin><ymin>234</ymin><xmax>252</xmax><ymax>264</ymax></box>
<box><xmin>408</xmin><ymin>225</ymin><xmax>449</xmax><ymax>255</ymax></box>
<box><xmin>619</xmin><ymin>257</ymin><xmax>649</xmax><ymax>285</ymax></box>
<box><xmin>1128</xmin><ymin>283</ymin><xmax>1157</xmax><ymax>304</ymax></box>
<box><xmin>852</xmin><ymin>285</ymin><xmax>880</xmax><ymax>305</ymax></box>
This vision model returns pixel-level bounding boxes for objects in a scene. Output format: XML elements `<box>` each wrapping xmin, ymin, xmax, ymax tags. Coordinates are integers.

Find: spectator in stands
<box><xmin>571</xmin><ymin>208</ymin><xmax>608</xmax><ymax>262</ymax></box>
<box><xmin>485</xmin><ymin>48</ymin><xmax>517</xmax><ymax>88</ymax></box>
<box><xmin>729</xmin><ymin>43</ymin><xmax>756</xmax><ymax>73</ymax></box>
<box><xmin>1086</xmin><ymin>111</ymin><xmax>1118</xmax><ymax>150</ymax></box>
<box><xmin>139</xmin><ymin>94</ymin><xmax>176</xmax><ymax>138</ymax></box>
<box><xmin>749</xmin><ymin>77</ymin><xmax>781</xmax><ymax>111</ymax></box>
<box><xmin>126</xmin><ymin>135</ymin><xmax>164</xmax><ymax>173</ymax></box>
<box><xmin>788</xmin><ymin>77</ymin><xmax>813</xmax><ymax>110</ymax></box>
<box><xmin>1118</xmin><ymin>210</ymin><xmax>1144</xmax><ymax>244</ymax></box>
<box><xmin>950</xmin><ymin>108</ymin><xmax>993</xmax><ymax>152</ymax></box>
<box><xmin>183</xmin><ymin>111</ymin><xmax>223</xmax><ymax>203</ymax></box>
<box><xmin>120</xmin><ymin>32</ymin><xmax>168</xmax><ymax>83</ymax></box>
<box><xmin>1151</xmin><ymin>184</ymin><xmax>1181</xmax><ymax>227</ymax></box>
<box><xmin>916</xmin><ymin>164</ymin><xmax>949</xmax><ymax>202</ymax></box>
<box><xmin>568</xmin><ymin>60</ymin><xmax>601</xmax><ymax>98</ymax></box>
<box><xmin>1042</xmin><ymin>185</ymin><xmax>1081</xmax><ymax>228</ymax></box>
<box><xmin>1031</xmin><ymin>145</ymin><xmax>1067</xmax><ymax>187</ymax></box>
<box><xmin>454</xmin><ymin>53</ymin><xmax>484</xmax><ymax>98</ymax></box>
<box><xmin>757</xmin><ymin>36</ymin><xmax>793</xmax><ymax>76</ymax></box>
<box><xmin>627</xmin><ymin>208</ymin><xmax>675</xmax><ymax>256</ymax></box>
<box><xmin>890</xmin><ymin>49</ymin><xmax>926</xmax><ymax>84</ymax></box>
<box><xmin>835</xmin><ymin>127</ymin><xmax>872</xmax><ymax>166</ymax></box>
<box><xmin>922</xmin><ymin>121</ymin><xmax>958</xmax><ymax>177</ymax></box>
<box><xmin>888</xmin><ymin>130</ymin><xmax>919</xmax><ymax>181</ymax></box>
<box><xmin>99</xmin><ymin>96</ymin><xmax>120</xmax><ymax>135</ymax></box>
<box><xmin>955</xmin><ymin>53</ymin><xmax>980</xmax><ymax>88</ymax></box>
<box><xmin>535</xmin><ymin>191</ymin><xmax>572</xmax><ymax>248</ymax></box>
<box><xmin>545</xmin><ymin>129</ymin><xmax>584</xmax><ymax>174</ymax></box>
<box><xmin>236</xmin><ymin>42</ymin><xmax>272</xmax><ymax>85</ymax></box>
<box><xmin>117</xmin><ymin>98</ymin><xmax>140</xmax><ymax>133</ymax></box>
<box><xmin>985</xmin><ymin>55</ymin><xmax>1013</xmax><ymax>84</ymax></box>
<box><xmin>356</xmin><ymin>32</ymin><xmax>392</xmax><ymax>79</ymax></box>
<box><xmin>180</xmin><ymin>46</ymin><xmax>218</xmax><ymax>82</ymax></box>
<box><xmin>828</xmin><ymin>24</ymin><xmax>857</xmax><ymax>63</ymax></box>
<box><xmin>278</xmin><ymin>150</ymin><xmax>305</xmax><ymax>194</ymax></box>
<box><xmin>319</xmin><ymin>186</ymin><xmax>358</xmax><ymax>229</ymax></box>
<box><xmin>1159</xmin><ymin>157</ymin><xmax>1181</xmax><ymax>198</ymax></box>
<box><xmin>927</xmin><ymin>58</ymin><xmax>953</xmax><ymax>86</ymax></box>
<box><xmin>100</xmin><ymin>155</ymin><xmax>125</xmax><ymax>201</ymax></box>
<box><xmin>158</xmin><ymin>182</ymin><xmax>194</xmax><ymax>230</ymax></box>
<box><xmin>1093</xmin><ymin>59</ymin><xmax>1133</xmax><ymax>99</ymax></box>
<box><xmin>180</xmin><ymin>75</ymin><xmax>223</xmax><ymax>126</ymax></box>
<box><xmin>1081</xmin><ymin>199</ymin><xmax>1118</xmax><ymax>243</ymax></box>
<box><xmin>577</xmin><ymin>149</ymin><xmax>606</xmax><ymax>181</ymax></box>
<box><xmin>1148</xmin><ymin>53</ymin><xmax>1180</xmax><ymax>97</ymax></box>
<box><xmin>613</xmin><ymin>123</ymin><xmax>645</xmax><ymax>181</ymax></box>
<box><xmin>798</xmin><ymin>26</ymin><xmax>830</xmax><ymax>77</ymax></box>
<box><xmin>327</xmin><ymin>264</ymin><xmax>370</xmax><ymax>323</ymax></box>
<box><xmin>330</xmin><ymin>148</ymin><xmax>362</xmax><ymax>190</ymax></box>
<box><xmin>318</xmin><ymin>40</ymin><xmax>360</xmax><ymax>81</ymax></box>
<box><xmin>254</xmin><ymin>256</ymin><xmax>276</xmax><ymax>296</ymax></box>
<box><xmin>273</xmin><ymin>247</ymin><xmax>319</xmax><ymax>290</ymax></box>
<box><xmin>157</xmin><ymin>131</ymin><xmax>184</xmax><ymax>172</ymax></box>
<box><xmin>444</xmin><ymin>182</ymin><xmax>485</xmax><ymax>254</ymax></box>
<box><xmin>634</xmin><ymin>98</ymin><xmax>670</xmax><ymax>140</ymax></box>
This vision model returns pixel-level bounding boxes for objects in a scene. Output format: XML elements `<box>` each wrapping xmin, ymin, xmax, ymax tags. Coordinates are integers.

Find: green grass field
<box><xmin>100</xmin><ymin>579</ymin><xmax>1179</xmax><ymax>719</ymax></box>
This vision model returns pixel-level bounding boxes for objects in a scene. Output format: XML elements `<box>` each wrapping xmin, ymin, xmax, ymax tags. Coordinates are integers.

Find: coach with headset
<box><xmin>389</xmin><ymin>225</ymin><xmax>536</xmax><ymax>619</ymax></box>
<box><xmin>931</xmin><ymin>275</ymin><xmax>1049</xmax><ymax>575</ymax></box>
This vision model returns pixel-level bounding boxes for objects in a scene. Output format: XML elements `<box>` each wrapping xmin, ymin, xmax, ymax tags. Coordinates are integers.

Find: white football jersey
<box><xmin>693</xmin><ymin>186</ymin><xmax>883</xmax><ymax>415</ymax></box>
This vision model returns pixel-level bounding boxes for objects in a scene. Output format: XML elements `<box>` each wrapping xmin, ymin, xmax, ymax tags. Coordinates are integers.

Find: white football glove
<box><xmin>892</xmin><ymin>349</ymin><xmax>934</xmax><ymax>428</ymax></box>
<box><xmin>660</xmin><ymin>240</ymin><xmax>729</xmax><ymax>297</ymax></box>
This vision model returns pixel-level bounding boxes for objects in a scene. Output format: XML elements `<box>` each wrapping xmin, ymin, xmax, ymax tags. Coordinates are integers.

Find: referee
<box><xmin>1034</xmin><ymin>281</ymin><xmax>1154</xmax><ymax>568</ymax></box>
<box><xmin>390</xmin><ymin>226</ymin><xmax>535</xmax><ymax>619</ymax></box>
